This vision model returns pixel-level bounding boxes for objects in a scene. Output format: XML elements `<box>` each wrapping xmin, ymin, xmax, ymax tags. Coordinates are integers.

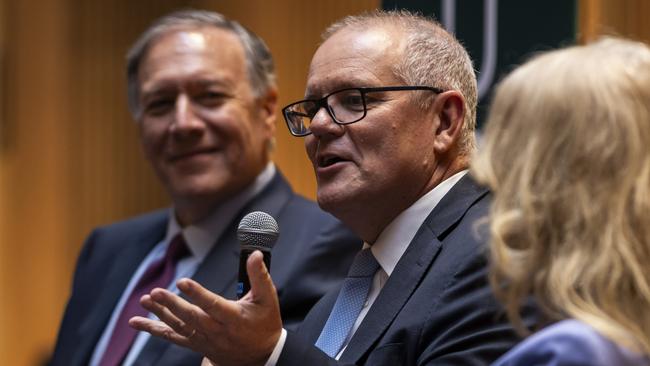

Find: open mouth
<box><xmin>318</xmin><ymin>154</ymin><xmax>347</xmax><ymax>168</ymax></box>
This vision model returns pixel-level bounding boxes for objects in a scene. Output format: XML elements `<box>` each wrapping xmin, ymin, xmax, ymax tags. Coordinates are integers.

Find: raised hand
<box><xmin>129</xmin><ymin>250</ymin><xmax>283</xmax><ymax>366</ymax></box>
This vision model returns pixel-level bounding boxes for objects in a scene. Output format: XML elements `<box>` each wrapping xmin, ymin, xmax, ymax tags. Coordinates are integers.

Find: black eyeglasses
<box><xmin>282</xmin><ymin>86</ymin><xmax>444</xmax><ymax>137</ymax></box>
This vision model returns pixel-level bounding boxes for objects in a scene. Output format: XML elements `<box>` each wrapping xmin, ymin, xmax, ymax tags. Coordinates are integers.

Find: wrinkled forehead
<box><xmin>138</xmin><ymin>28</ymin><xmax>247</xmax><ymax>91</ymax></box>
<box><xmin>305</xmin><ymin>26</ymin><xmax>404</xmax><ymax>97</ymax></box>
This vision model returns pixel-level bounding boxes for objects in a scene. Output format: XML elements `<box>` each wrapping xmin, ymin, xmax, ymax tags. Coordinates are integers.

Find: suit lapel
<box><xmin>340</xmin><ymin>175</ymin><xmax>488</xmax><ymax>363</ymax></box>
<box><xmin>339</xmin><ymin>225</ymin><xmax>441</xmax><ymax>363</ymax></box>
<box><xmin>72</xmin><ymin>216</ymin><xmax>167</xmax><ymax>366</ymax></box>
<box><xmin>192</xmin><ymin>171</ymin><xmax>293</xmax><ymax>298</ymax></box>
<box><xmin>424</xmin><ymin>174</ymin><xmax>489</xmax><ymax>238</ymax></box>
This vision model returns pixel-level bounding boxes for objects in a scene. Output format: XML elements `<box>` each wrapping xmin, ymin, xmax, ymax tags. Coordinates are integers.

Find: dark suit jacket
<box><xmin>278</xmin><ymin>175</ymin><xmax>527</xmax><ymax>366</ymax></box>
<box><xmin>50</xmin><ymin>171</ymin><xmax>360</xmax><ymax>366</ymax></box>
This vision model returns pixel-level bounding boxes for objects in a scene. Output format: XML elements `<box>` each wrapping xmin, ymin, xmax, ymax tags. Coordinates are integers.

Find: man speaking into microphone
<box><xmin>49</xmin><ymin>10</ymin><xmax>359</xmax><ymax>366</ymax></box>
<box><xmin>130</xmin><ymin>10</ymin><xmax>531</xmax><ymax>366</ymax></box>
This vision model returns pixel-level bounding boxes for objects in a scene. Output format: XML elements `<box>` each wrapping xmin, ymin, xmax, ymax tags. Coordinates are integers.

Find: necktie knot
<box><xmin>347</xmin><ymin>248</ymin><xmax>379</xmax><ymax>278</ymax></box>
<box><xmin>166</xmin><ymin>233</ymin><xmax>190</xmax><ymax>262</ymax></box>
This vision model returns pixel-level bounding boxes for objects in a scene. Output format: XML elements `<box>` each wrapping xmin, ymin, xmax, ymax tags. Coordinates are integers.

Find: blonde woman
<box><xmin>472</xmin><ymin>37</ymin><xmax>650</xmax><ymax>365</ymax></box>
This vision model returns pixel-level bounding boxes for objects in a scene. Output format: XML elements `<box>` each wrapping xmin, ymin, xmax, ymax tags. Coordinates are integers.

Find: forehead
<box><xmin>306</xmin><ymin>26</ymin><xmax>404</xmax><ymax>95</ymax></box>
<box><xmin>139</xmin><ymin>27</ymin><xmax>247</xmax><ymax>92</ymax></box>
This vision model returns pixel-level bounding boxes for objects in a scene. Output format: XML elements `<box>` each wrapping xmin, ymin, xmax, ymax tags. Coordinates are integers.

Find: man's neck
<box><xmin>348</xmin><ymin>160</ymin><xmax>468</xmax><ymax>244</ymax></box>
<box><xmin>174</xmin><ymin>163</ymin><xmax>276</xmax><ymax>226</ymax></box>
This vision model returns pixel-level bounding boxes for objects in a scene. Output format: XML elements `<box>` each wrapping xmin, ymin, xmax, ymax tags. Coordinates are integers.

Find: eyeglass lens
<box><xmin>286</xmin><ymin>89</ymin><xmax>366</xmax><ymax>135</ymax></box>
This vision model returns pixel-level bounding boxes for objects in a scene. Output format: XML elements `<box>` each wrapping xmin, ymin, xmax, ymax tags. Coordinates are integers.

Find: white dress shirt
<box><xmin>266</xmin><ymin>170</ymin><xmax>468</xmax><ymax>364</ymax></box>
<box><xmin>90</xmin><ymin>163</ymin><xmax>276</xmax><ymax>366</ymax></box>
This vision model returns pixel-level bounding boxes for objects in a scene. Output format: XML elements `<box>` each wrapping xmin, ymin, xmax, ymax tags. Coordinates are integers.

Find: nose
<box><xmin>171</xmin><ymin>94</ymin><xmax>204</xmax><ymax>136</ymax></box>
<box><xmin>309</xmin><ymin>106</ymin><xmax>344</xmax><ymax>138</ymax></box>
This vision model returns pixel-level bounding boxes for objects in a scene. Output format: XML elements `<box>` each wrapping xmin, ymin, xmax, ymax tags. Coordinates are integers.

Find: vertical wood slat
<box><xmin>0</xmin><ymin>0</ymin><xmax>72</xmax><ymax>364</ymax></box>
<box><xmin>0</xmin><ymin>0</ymin><xmax>5</xmax><ymax>361</ymax></box>
<box><xmin>578</xmin><ymin>0</ymin><xmax>601</xmax><ymax>42</ymax></box>
<box><xmin>579</xmin><ymin>0</ymin><xmax>650</xmax><ymax>43</ymax></box>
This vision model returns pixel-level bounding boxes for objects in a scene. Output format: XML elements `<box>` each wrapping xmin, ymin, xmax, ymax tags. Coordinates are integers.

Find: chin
<box><xmin>316</xmin><ymin>188</ymin><xmax>354</xmax><ymax>217</ymax></box>
<box><xmin>169</xmin><ymin>177</ymin><xmax>231</xmax><ymax>200</ymax></box>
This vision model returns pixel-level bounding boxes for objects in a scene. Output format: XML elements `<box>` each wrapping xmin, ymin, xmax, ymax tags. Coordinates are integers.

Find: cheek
<box><xmin>211</xmin><ymin>119</ymin><xmax>264</xmax><ymax>170</ymax></box>
<box><xmin>304</xmin><ymin>137</ymin><xmax>318</xmax><ymax>164</ymax></box>
<box><xmin>202</xmin><ymin>109</ymin><xmax>244</xmax><ymax>140</ymax></box>
<box><xmin>229</xmin><ymin>124</ymin><xmax>259</xmax><ymax>157</ymax></box>
<box><xmin>138</xmin><ymin>125</ymin><xmax>164</xmax><ymax>159</ymax></box>
<box><xmin>356</xmin><ymin>131</ymin><xmax>389</xmax><ymax>162</ymax></box>
<box><xmin>246</xmin><ymin>119</ymin><xmax>270</xmax><ymax>150</ymax></box>
<box><xmin>217</xmin><ymin>106</ymin><xmax>257</xmax><ymax>137</ymax></box>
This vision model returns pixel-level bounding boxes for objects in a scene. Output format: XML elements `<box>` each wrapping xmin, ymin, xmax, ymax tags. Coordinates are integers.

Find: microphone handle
<box><xmin>237</xmin><ymin>247</ymin><xmax>272</xmax><ymax>299</ymax></box>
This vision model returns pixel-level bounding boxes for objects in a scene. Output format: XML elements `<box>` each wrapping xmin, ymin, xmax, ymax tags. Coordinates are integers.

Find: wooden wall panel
<box><xmin>0</xmin><ymin>0</ymin><xmax>5</xmax><ymax>361</ymax></box>
<box><xmin>0</xmin><ymin>1</ymin><xmax>378</xmax><ymax>364</ymax></box>
<box><xmin>1</xmin><ymin>0</ymin><xmax>72</xmax><ymax>364</ymax></box>
<box><xmin>579</xmin><ymin>0</ymin><xmax>650</xmax><ymax>43</ymax></box>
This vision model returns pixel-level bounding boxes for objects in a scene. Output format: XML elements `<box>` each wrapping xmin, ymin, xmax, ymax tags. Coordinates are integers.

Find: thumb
<box><xmin>246</xmin><ymin>250</ymin><xmax>276</xmax><ymax>304</ymax></box>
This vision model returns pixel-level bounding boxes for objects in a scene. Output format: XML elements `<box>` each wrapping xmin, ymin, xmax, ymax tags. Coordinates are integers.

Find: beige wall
<box><xmin>1</xmin><ymin>0</ymin><xmax>649</xmax><ymax>364</ymax></box>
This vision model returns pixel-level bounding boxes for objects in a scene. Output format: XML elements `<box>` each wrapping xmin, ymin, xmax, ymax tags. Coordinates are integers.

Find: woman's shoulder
<box><xmin>491</xmin><ymin>319</ymin><xmax>649</xmax><ymax>366</ymax></box>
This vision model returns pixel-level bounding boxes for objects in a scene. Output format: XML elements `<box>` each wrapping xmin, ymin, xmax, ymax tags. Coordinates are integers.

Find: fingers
<box><xmin>177</xmin><ymin>278</ymin><xmax>236</xmax><ymax>321</ymax></box>
<box><xmin>140</xmin><ymin>292</ymin><xmax>196</xmax><ymax>337</ymax></box>
<box><xmin>247</xmin><ymin>250</ymin><xmax>277</xmax><ymax>305</ymax></box>
<box><xmin>128</xmin><ymin>316</ymin><xmax>191</xmax><ymax>348</ymax></box>
<box><xmin>133</xmin><ymin>272</ymin><xmax>282</xmax><ymax>365</ymax></box>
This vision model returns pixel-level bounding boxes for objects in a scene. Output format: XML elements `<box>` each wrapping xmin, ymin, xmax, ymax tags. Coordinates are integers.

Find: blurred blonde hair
<box><xmin>472</xmin><ymin>37</ymin><xmax>650</xmax><ymax>355</ymax></box>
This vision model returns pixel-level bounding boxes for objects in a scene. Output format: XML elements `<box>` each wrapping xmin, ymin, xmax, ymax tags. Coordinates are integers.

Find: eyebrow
<box><xmin>142</xmin><ymin>77</ymin><xmax>231</xmax><ymax>95</ymax></box>
<box><xmin>191</xmin><ymin>79</ymin><xmax>231</xmax><ymax>89</ymax></box>
<box><xmin>304</xmin><ymin>80</ymin><xmax>380</xmax><ymax>100</ymax></box>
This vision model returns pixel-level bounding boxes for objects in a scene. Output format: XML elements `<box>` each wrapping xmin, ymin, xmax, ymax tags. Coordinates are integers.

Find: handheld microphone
<box><xmin>236</xmin><ymin>211</ymin><xmax>279</xmax><ymax>299</ymax></box>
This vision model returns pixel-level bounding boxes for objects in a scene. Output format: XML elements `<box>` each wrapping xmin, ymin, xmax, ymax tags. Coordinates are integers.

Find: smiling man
<box><xmin>48</xmin><ymin>10</ymin><xmax>359</xmax><ymax>366</ymax></box>
<box><xmin>130</xmin><ymin>10</ymin><xmax>530</xmax><ymax>366</ymax></box>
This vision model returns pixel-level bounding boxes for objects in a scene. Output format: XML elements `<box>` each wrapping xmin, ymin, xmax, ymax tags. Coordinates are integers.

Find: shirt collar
<box><xmin>370</xmin><ymin>170</ymin><xmax>467</xmax><ymax>276</ymax></box>
<box><xmin>165</xmin><ymin>163</ymin><xmax>276</xmax><ymax>261</ymax></box>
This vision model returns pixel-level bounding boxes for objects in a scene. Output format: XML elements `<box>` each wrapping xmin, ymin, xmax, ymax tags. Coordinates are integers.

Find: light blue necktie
<box><xmin>315</xmin><ymin>248</ymin><xmax>380</xmax><ymax>357</ymax></box>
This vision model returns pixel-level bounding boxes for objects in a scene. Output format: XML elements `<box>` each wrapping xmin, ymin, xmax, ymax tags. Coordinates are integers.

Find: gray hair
<box><xmin>126</xmin><ymin>9</ymin><xmax>276</xmax><ymax>119</ymax></box>
<box><xmin>322</xmin><ymin>10</ymin><xmax>477</xmax><ymax>155</ymax></box>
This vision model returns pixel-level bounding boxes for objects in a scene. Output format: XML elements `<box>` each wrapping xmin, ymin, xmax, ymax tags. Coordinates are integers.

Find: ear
<box><xmin>432</xmin><ymin>90</ymin><xmax>465</xmax><ymax>154</ymax></box>
<box><xmin>259</xmin><ymin>86</ymin><xmax>278</xmax><ymax>136</ymax></box>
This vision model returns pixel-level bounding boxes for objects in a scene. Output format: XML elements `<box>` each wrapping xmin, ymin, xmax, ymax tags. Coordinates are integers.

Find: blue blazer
<box><xmin>277</xmin><ymin>175</ymin><xmax>529</xmax><ymax>366</ymax></box>
<box><xmin>50</xmin><ymin>171</ymin><xmax>360</xmax><ymax>366</ymax></box>
<box><xmin>492</xmin><ymin>319</ymin><xmax>650</xmax><ymax>366</ymax></box>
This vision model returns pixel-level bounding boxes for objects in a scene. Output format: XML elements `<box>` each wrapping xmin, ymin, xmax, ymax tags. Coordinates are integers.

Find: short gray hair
<box><xmin>126</xmin><ymin>9</ymin><xmax>276</xmax><ymax>118</ymax></box>
<box><xmin>322</xmin><ymin>10</ymin><xmax>477</xmax><ymax>155</ymax></box>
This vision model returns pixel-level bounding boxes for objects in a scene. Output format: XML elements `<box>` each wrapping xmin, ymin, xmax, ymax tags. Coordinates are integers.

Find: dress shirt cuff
<box><xmin>264</xmin><ymin>328</ymin><xmax>287</xmax><ymax>366</ymax></box>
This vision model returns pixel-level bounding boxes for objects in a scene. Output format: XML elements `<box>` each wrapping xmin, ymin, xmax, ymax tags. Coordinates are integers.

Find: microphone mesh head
<box><xmin>237</xmin><ymin>211</ymin><xmax>279</xmax><ymax>250</ymax></box>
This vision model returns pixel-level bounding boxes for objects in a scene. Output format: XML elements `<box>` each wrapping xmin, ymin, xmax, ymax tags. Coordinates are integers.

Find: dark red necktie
<box><xmin>99</xmin><ymin>234</ymin><xmax>190</xmax><ymax>366</ymax></box>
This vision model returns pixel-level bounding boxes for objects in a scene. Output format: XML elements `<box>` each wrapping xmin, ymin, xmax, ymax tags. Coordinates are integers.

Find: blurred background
<box><xmin>0</xmin><ymin>0</ymin><xmax>647</xmax><ymax>364</ymax></box>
